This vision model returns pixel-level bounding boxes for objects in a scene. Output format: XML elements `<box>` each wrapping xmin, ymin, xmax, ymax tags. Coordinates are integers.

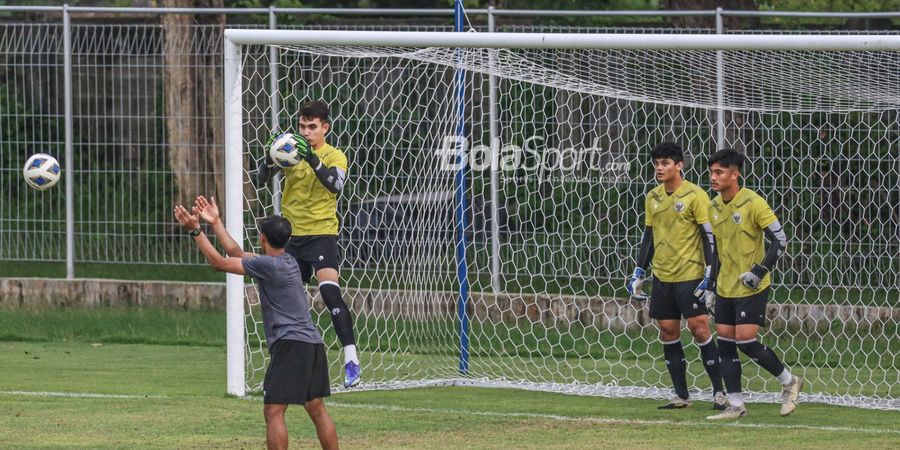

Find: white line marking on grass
<box><xmin>328</xmin><ymin>402</ymin><xmax>900</xmax><ymax>435</ymax></box>
<box><xmin>0</xmin><ymin>390</ymin><xmax>165</xmax><ymax>399</ymax></box>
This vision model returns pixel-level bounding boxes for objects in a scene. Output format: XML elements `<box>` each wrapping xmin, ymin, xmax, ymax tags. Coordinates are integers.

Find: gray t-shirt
<box><xmin>242</xmin><ymin>253</ymin><xmax>323</xmax><ymax>346</ymax></box>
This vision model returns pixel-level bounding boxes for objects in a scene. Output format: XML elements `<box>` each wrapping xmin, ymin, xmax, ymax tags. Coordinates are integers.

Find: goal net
<box><xmin>224</xmin><ymin>31</ymin><xmax>900</xmax><ymax>410</ymax></box>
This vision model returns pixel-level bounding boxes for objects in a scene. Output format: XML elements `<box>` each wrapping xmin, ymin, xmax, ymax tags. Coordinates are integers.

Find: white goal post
<box><xmin>224</xmin><ymin>30</ymin><xmax>900</xmax><ymax>409</ymax></box>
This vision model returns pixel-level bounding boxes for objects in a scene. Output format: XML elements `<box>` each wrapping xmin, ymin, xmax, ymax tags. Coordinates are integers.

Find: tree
<box><xmin>160</xmin><ymin>0</ymin><xmax>225</xmax><ymax>212</ymax></box>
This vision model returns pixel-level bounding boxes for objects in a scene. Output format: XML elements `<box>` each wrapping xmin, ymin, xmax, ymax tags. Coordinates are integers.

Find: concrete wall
<box><xmin>1</xmin><ymin>278</ymin><xmax>896</xmax><ymax>333</ymax></box>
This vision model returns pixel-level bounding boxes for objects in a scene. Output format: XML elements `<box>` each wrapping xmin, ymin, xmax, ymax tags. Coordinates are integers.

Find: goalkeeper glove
<box><xmin>694</xmin><ymin>265</ymin><xmax>714</xmax><ymax>298</ymax></box>
<box><xmin>739</xmin><ymin>264</ymin><xmax>768</xmax><ymax>290</ymax></box>
<box><xmin>626</xmin><ymin>267</ymin><xmax>650</xmax><ymax>301</ymax></box>
<box><xmin>253</xmin><ymin>132</ymin><xmax>282</xmax><ymax>187</ymax></box>
<box><xmin>295</xmin><ymin>134</ymin><xmax>313</xmax><ymax>161</ymax></box>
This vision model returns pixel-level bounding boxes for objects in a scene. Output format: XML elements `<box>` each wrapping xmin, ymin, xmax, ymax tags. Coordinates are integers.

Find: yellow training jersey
<box><xmin>281</xmin><ymin>143</ymin><xmax>348</xmax><ymax>236</ymax></box>
<box><xmin>709</xmin><ymin>187</ymin><xmax>778</xmax><ymax>298</ymax></box>
<box><xmin>644</xmin><ymin>180</ymin><xmax>710</xmax><ymax>282</ymax></box>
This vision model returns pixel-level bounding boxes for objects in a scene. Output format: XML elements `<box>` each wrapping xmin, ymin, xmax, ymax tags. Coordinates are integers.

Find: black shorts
<box><xmin>649</xmin><ymin>278</ymin><xmax>709</xmax><ymax>320</ymax></box>
<box><xmin>285</xmin><ymin>235</ymin><xmax>342</xmax><ymax>283</ymax></box>
<box><xmin>715</xmin><ymin>288</ymin><xmax>770</xmax><ymax>327</ymax></box>
<box><xmin>264</xmin><ymin>339</ymin><xmax>331</xmax><ymax>404</ymax></box>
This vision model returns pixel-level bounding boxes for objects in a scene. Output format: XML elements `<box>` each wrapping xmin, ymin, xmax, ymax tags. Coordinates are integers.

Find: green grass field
<box><xmin>1</xmin><ymin>307</ymin><xmax>898</xmax><ymax>448</ymax></box>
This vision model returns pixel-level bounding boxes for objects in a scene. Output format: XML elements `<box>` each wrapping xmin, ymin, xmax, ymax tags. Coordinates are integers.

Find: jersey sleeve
<box><xmin>326</xmin><ymin>148</ymin><xmax>349</xmax><ymax>172</ymax></box>
<box><xmin>753</xmin><ymin>195</ymin><xmax>779</xmax><ymax>229</ymax></box>
<box><xmin>693</xmin><ymin>189</ymin><xmax>711</xmax><ymax>225</ymax></box>
<box><xmin>241</xmin><ymin>255</ymin><xmax>271</xmax><ymax>280</ymax></box>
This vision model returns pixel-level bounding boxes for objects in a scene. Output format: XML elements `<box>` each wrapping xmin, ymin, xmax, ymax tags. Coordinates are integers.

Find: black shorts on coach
<box><xmin>285</xmin><ymin>235</ymin><xmax>342</xmax><ymax>283</ymax></box>
<box><xmin>649</xmin><ymin>278</ymin><xmax>709</xmax><ymax>320</ymax></box>
<box><xmin>714</xmin><ymin>287</ymin><xmax>770</xmax><ymax>327</ymax></box>
<box><xmin>263</xmin><ymin>339</ymin><xmax>331</xmax><ymax>405</ymax></box>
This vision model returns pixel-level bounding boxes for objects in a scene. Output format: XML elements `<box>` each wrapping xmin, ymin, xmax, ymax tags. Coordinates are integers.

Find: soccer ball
<box><xmin>268</xmin><ymin>132</ymin><xmax>303</xmax><ymax>168</ymax></box>
<box><xmin>23</xmin><ymin>153</ymin><xmax>61</xmax><ymax>191</ymax></box>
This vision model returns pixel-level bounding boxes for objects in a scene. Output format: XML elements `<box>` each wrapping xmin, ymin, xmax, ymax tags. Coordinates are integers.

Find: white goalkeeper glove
<box><xmin>626</xmin><ymin>267</ymin><xmax>650</xmax><ymax>301</ymax></box>
<box><xmin>694</xmin><ymin>265</ymin><xmax>713</xmax><ymax>298</ymax></box>
<box><xmin>694</xmin><ymin>265</ymin><xmax>716</xmax><ymax>311</ymax></box>
<box><xmin>739</xmin><ymin>264</ymin><xmax>768</xmax><ymax>290</ymax></box>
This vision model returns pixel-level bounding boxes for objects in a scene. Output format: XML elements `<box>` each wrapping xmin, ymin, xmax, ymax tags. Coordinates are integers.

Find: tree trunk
<box><xmin>160</xmin><ymin>0</ymin><xmax>225</xmax><ymax>213</ymax></box>
<box><xmin>195</xmin><ymin>1</ymin><xmax>226</xmax><ymax>210</ymax></box>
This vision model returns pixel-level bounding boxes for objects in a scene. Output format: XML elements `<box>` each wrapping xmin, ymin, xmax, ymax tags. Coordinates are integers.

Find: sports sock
<box><xmin>776</xmin><ymin>369</ymin><xmax>794</xmax><ymax>385</ymax></box>
<box><xmin>319</xmin><ymin>281</ymin><xmax>356</xmax><ymax>348</ymax></box>
<box><xmin>727</xmin><ymin>392</ymin><xmax>745</xmax><ymax>408</ymax></box>
<box><xmin>697</xmin><ymin>335</ymin><xmax>725</xmax><ymax>394</ymax></box>
<box><xmin>662</xmin><ymin>339</ymin><xmax>689</xmax><ymax>400</ymax></box>
<box><xmin>737</xmin><ymin>339</ymin><xmax>787</xmax><ymax>380</ymax></box>
<box><xmin>343</xmin><ymin>344</ymin><xmax>359</xmax><ymax>365</ymax></box>
<box><xmin>717</xmin><ymin>337</ymin><xmax>742</xmax><ymax>395</ymax></box>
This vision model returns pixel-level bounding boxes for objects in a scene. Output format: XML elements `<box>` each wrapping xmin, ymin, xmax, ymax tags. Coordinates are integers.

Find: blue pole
<box><xmin>454</xmin><ymin>0</ymin><xmax>470</xmax><ymax>376</ymax></box>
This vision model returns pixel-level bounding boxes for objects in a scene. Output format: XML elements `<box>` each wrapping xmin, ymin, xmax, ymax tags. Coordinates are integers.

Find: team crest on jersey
<box><xmin>674</xmin><ymin>201</ymin><xmax>685</xmax><ymax>213</ymax></box>
<box><xmin>732</xmin><ymin>212</ymin><xmax>743</xmax><ymax>224</ymax></box>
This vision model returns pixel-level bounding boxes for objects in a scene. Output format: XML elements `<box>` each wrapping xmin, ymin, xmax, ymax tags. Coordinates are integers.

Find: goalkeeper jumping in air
<box><xmin>627</xmin><ymin>142</ymin><xmax>727</xmax><ymax>411</ymax></box>
<box><xmin>257</xmin><ymin>100</ymin><xmax>361</xmax><ymax>388</ymax></box>
<box><xmin>704</xmin><ymin>148</ymin><xmax>802</xmax><ymax>420</ymax></box>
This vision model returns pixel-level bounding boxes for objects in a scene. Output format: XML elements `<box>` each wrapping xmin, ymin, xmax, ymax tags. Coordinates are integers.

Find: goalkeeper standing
<box><xmin>626</xmin><ymin>142</ymin><xmax>727</xmax><ymax>411</ymax></box>
<box><xmin>257</xmin><ymin>100</ymin><xmax>360</xmax><ymax>388</ymax></box>
<box><xmin>704</xmin><ymin>148</ymin><xmax>802</xmax><ymax>420</ymax></box>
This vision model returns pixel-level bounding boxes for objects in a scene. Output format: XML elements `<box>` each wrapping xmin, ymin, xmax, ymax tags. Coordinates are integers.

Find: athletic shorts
<box><xmin>649</xmin><ymin>278</ymin><xmax>709</xmax><ymax>320</ymax></box>
<box><xmin>285</xmin><ymin>235</ymin><xmax>341</xmax><ymax>283</ymax></box>
<box><xmin>264</xmin><ymin>339</ymin><xmax>331</xmax><ymax>404</ymax></box>
<box><xmin>715</xmin><ymin>288</ymin><xmax>770</xmax><ymax>327</ymax></box>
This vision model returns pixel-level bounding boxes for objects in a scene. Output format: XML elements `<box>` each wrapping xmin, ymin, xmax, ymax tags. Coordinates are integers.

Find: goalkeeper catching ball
<box><xmin>257</xmin><ymin>100</ymin><xmax>360</xmax><ymax>388</ymax></box>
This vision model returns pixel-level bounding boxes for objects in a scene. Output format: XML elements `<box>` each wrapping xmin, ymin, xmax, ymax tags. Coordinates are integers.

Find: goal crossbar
<box><xmin>224</xmin><ymin>29</ymin><xmax>900</xmax><ymax>51</ymax></box>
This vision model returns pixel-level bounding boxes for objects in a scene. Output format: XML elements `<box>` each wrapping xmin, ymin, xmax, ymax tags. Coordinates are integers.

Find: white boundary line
<box><xmin>4</xmin><ymin>390</ymin><xmax>898</xmax><ymax>435</ymax></box>
<box><xmin>0</xmin><ymin>390</ymin><xmax>166</xmax><ymax>399</ymax></box>
<box><xmin>327</xmin><ymin>401</ymin><xmax>900</xmax><ymax>435</ymax></box>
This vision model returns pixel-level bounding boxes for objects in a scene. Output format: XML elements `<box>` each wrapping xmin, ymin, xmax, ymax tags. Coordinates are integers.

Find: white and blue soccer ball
<box><xmin>23</xmin><ymin>153</ymin><xmax>61</xmax><ymax>191</ymax></box>
<box><xmin>268</xmin><ymin>132</ymin><xmax>302</xmax><ymax>169</ymax></box>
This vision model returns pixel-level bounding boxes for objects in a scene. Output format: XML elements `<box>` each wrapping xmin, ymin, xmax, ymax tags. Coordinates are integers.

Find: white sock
<box><xmin>344</xmin><ymin>345</ymin><xmax>359</xmax><ymax>365</ymax></box>
<box><xmin>727</xmin><ymin>392</ymin><xmax>745</xmax><ymax>407</ymax></box>
<box><xmin>777</xmin><ymin>369</ymin><xmax>793</xmax><ymax>385</ymax></box>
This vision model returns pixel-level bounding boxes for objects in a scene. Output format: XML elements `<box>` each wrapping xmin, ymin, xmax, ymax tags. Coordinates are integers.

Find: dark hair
<box><xmin>299</xmin><ymin>100</ymin><xmax>331</xmax><ymax>124</ymax></box>
<box><xmin>650</xmin><ymin>142</ymin><xmax>684</xmax><ymax>163</ymax></box>
<box><xmin>258</xmin><ymin>215</ymin><xmax>291</xmax><ymax>249</ymax></box>
<box><xmin>707</xmin><ymin>148</ymin><xmax>745</xmax><ymax>170</ymax></box>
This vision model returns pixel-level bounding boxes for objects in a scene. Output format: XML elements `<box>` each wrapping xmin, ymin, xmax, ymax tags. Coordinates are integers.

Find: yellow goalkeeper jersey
<box><xmin>281</xmin><ymin>143</ymin><xmax>348</xmax><ymax>236</ymax></box>
<box><xmin>709</xmin><ymin>187</ymin><xmax>778</xmax><ymax>298</ymax></box>
<box><xmin>644</xmin><ymin>180</ymin><xmax>710</xmax><ymax>282</ymax></box>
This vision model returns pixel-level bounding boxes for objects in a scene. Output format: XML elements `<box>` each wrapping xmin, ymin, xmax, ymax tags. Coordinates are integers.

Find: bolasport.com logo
<box><xmin>435</xmin><ymin>135</ymin><xmax>632</xmax><ymax>183</ymax></box>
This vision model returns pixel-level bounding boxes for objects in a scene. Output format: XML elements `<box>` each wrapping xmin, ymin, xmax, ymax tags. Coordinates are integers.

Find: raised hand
<box><xmin>173</xmin><ymin>204</ymin><xmax>200</xmax><ymax>231</ymax></box>
<box><xmin>194</xmin><ymin>195</ymin><xmax>220</xmax><ymax>224</ymax></box>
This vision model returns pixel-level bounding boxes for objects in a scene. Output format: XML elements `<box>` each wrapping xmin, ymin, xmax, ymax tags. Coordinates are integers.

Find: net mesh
<box><xmin>236</xmin><ymin>39</ymin><xmax>900</xmax><ymax>410</ymax></box>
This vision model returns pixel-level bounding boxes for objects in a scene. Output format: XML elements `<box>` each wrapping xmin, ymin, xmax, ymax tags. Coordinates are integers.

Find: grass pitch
<box><xmin>0</xmin><ymin>309</ymin><xmax>898</xmax><ymax>449</ymax></box>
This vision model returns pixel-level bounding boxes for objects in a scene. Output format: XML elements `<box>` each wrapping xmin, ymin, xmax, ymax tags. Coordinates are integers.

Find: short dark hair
<box><xmin>299</xmin><ymin>100</ymin><xmax>330</xmax><ymax>124</ymax></box>
<box><xmin>650</xmin><ymin>142</ymin><xmax>684</xmax><ymax>163</ymax></box>
<box><xmin>707</xmin><ymin>148</ymin><xmax>745</xmax><ymax>170</ymax></box>
<box><xmin>258</xmin><ymin>215</ymin><xmax>291</xmax><ymax>249</ymax></box>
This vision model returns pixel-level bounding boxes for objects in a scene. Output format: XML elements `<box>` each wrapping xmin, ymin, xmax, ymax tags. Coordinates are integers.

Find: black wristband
<box><xmin>750</xmin><ymin>263</ymin><xmax>768</xmax><ymax>278</ymax></box>
<box><xmin>189</xmin><ymin>228</ymin><xmax>202</xmax><ymax>237</ymax></box>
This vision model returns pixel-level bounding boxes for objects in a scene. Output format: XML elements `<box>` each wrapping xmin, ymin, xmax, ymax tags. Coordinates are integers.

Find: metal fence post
<box><xmin>715</xmin><ymin>7</ymin><xmax>725</xmax><ymax>149</ymax></box>
<box><xmin>63</xmin><ymin>4</ymin><xmax>75</xmax><ymax>279</ymax></box>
